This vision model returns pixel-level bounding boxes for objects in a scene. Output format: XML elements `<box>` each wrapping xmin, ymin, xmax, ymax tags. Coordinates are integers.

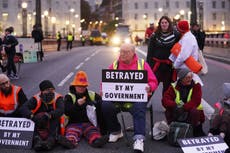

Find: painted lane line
<box><xmin>136</xmin><ymin>48</ymin><xmax>147</xmax><ymax>57</ymax></box>
<box><xmin>85</xmin><ymin>57</ymin><xmax>90</xmax><ymax>61</ymax></box>
<box><xmin>75</xmin><ymin>62</ymin><xmax>84</xmax><ymax>70</ymax></box>
<box><xmin>58</xmin><ymin>72</ymin><xmax>74</xmax><ymax>87</ymax></box>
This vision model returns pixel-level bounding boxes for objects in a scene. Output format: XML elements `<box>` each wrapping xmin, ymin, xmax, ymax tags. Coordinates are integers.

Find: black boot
<box><xmin>90</xmin><ymin>136</ymin><xmax>108</xmax><ymax>148</ymax></box>
<box><xmin>56</xmin><ymin>135</ymin><xmax>76</xmax><ymax>149</ymax></box>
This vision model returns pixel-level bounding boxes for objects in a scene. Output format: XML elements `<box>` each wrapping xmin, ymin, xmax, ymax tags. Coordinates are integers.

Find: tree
<box><xmin>81</xmin><ymin>0</ymin><xmax>91</xmax><ymax>30</ymax></box>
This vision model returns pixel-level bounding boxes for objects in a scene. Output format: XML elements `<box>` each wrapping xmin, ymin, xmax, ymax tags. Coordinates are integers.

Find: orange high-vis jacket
<box><xmin>171</xmin><ymin>42</ymin><xmax>202</xmax><ymax>73</ymax></box>
<box><xmin>32</xmin><ymin>92</ymin><xmax>65</xmax><ymax>136</ymax></box>
<box><xmin>0</xmin><ymin>85</ymin><xmax>21</xmax><ymax>115</ymax></box>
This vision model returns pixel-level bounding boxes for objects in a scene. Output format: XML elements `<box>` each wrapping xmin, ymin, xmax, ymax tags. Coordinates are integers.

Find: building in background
<box><xmin>112</xmin><ymin>0</ymin><xmax>230</xmax><ymax>39</ymax></box>
<box><xmin>0</xmin><ymin>0</ymin><xmax>80</xmax><ymax>38</ymax></box>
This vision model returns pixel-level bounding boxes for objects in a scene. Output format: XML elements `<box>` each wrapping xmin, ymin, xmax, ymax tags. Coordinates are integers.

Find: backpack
<box><xmin>167</xmin><ymin>122</ymin><xmax>193</xmax><ymax>146</ymax></box>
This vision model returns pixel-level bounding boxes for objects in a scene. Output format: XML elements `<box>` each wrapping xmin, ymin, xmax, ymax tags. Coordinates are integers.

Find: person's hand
<box><xmin>220</xmin><ymin>132</ymin><xmax>225</xmax><ymax>138</ymax></box>
<box><xmin>208</xmin><ymin>133</ymin><xmax>213</xmax><ymax>136</ymax></box>
<box><xmin>177</xmin><ymin>100</ymin><xmax>184</xmax><ymax>108</ymax></box>
<box><xmin>77</xmin><ymin>96</ymin><xmax>86</xmax><ymax>105</ymax></box>
<box><xmin>145</xmin><ymin>85</ymin><xmax>152</xmax><ymax>96</ymax></box>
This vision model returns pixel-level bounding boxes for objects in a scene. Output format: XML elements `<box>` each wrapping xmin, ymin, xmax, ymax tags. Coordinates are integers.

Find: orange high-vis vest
<box><xmin>0</xmin><ymin>85</ymin><xmax>21</xmax><ymax>115</ymax></box>
<box><xmin>32</xmin><ymin>92</ymin><xmax>65</xmax><ymax>136</ymax></box>
<box><xmin>171</xmin><ymin>42</ymin><xmax>202</xmax><ymax>73</ymax></box>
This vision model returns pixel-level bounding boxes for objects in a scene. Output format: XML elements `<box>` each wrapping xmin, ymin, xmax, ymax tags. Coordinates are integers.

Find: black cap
<box><xmin>39</xmin><ymin>80</ymin><xmax>55</xmax><ymax>91</ymax></box>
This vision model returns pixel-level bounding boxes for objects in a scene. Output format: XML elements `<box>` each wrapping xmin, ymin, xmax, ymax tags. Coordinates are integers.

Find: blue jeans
<box><xmin>101</xmin><ymin>101</ymin><xmax>147</xmax><ymax>140</ymax></box>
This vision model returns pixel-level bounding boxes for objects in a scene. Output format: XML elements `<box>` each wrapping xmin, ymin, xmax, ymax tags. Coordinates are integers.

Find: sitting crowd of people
<box><xmin>0</xmin><ymin>18</ymin><xmax>229</xmax><ymax>153</ymax></box>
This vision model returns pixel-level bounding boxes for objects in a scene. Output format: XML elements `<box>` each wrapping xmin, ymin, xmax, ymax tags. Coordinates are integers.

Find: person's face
<box><xmin>119</xmin><ymin>48</ymin><xmax>134</xmax><ymax>64</ymax></box>
<box><xmin>75</xmin><ymin>85</ymin><xmax>87</xmax><ymax>94</ymax></box>
<box><xmin>150</xmin><ymin>24</ymin><xmax>154</xmax><ymax>28</ymax></box>
<box><xmin>160</xmin><ymin>18</ymin><xmax>169</xmax><ymax>32</ymax></box>
<box><xmin>0</xmin><ymin>79</ymin><xmax>11</xmax><ymax>92</ymax></box>
<box><xmin>181</xmin><ymin>72</ymin><xmax>193</xmax><ymax>86</ymax></box>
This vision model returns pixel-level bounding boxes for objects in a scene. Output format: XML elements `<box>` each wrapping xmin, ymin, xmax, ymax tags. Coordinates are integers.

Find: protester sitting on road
<box><xmin>208</xmin><ymin>83</ymin><xmax>230</xmax><ymax>148</ymax></box>
<box><xmin>162</xmin><ymin>68</ymin><xmax>206</xmax><ymax>137</ymax></box>
<box><xmin>0</xmin><ymin>74</ymin><xmax>27</xmax><ymax>117</ymax></box>
<box><xmin>2</xmin><ymin>27</ymin><xmax>19</xmax><ymax>79</ymax></box>
<box><xmin>101</xmin><ymin>43</ymin><xmax>158</xmax><ymax>153</ymax></box>
<box><xmin>20</xmin><ymin>80</ymin><xmax>72</xmax><ymax>151</ymax></box>
<box><xmin>64</xmin><ymin>71</ymin><xmax>107</xmax><ymax>148</ymax></box>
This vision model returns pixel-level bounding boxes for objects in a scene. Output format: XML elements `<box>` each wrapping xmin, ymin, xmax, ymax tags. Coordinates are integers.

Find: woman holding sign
<box><xmin>101</xmin><ymin>43</ymin><xmax>158</xmax><ymax>153</ymax></box>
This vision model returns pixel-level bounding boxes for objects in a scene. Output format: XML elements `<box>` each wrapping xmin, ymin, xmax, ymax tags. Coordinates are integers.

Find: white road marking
<box><xmin>85</xmin><ymin>57</ymin><xmax>90</xmax><ymax>61</ymax></box>
<box><xmin>136</xmin><ymin>48</ymin><xmax>147</xmax><ymax>57</ymax></box>
<box><xmin>58</xmin><ymin>72</ymin><xmax>74</xmax><ymax>87</ymax></box>
<box><xmin>75</xmin><ymin>62</ymin><xmax>84</xmax><ymax>70</ymax></box>
<box><xmin>58</xmin><ymin>49</ymin><xmax>101</xmax><ymax>87</ymax></box>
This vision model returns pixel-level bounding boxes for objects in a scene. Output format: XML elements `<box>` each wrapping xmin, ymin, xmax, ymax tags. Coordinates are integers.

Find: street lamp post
<box><xmin>44</xmin><ymin>10</ymin><xmax>49</xmax><ymax>37</ymax></box>
<box><xmin>22</xmin><ymin>2</ymin><xmax>28</xmax><ymax>37</ymax></box>
<box><xmin>35</xmin><ymin>0</ymin><xmax>42</xmax><ymax>28</ymax></box>
<box><xmin>190</xmin><ymin>0</ymin><xmax>197</xmax><ymax>24</ymax></box>
<box><xmin>51</xmin><ymin>17</ymin><xmax>56</xmax><ymax>38</ymax></box>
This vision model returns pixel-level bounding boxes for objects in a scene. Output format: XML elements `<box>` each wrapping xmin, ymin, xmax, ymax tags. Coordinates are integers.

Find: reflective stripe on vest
<box><xmin>171</xmin><ymin>82</ymin><xmax>203</xmax><ymax>110</ymax></box>
<box><xmin>112</xmin><ymin>58</ymin><xmax>145</xmax><ymax>70</ymax></box>
<box><xmin>0</xmin><ymin>85</ymin><xmax>21</xmax><ymax>114</ymax></box>
<box><xmin>68</xmin><ymin>91</ymin><xmax>96</xmax><ymax>104</ymax></box>
<box><xmin>67</xmin><ymin>35</ymin><xmax>73</xmax><ymax>41</ymax></box>
<box><xmin>32</xmin><ymin>92</ymin><xmax>65</xmax><ymax>135</ymax></box>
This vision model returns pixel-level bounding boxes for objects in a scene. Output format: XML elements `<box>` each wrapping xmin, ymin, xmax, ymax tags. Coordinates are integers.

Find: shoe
<box><xmin>108</xmin><ymin>131</ymin><xmax>123</xmax><ymax>142</ymax></box>
<box><xmin>56</xmin><ymin>135</ymin><xmax>76</xmax><ymax>149</ymax></box>
<box><xmin>91</xmin><ymin>136</ymin><xmax>108</xmax><ymax>148</ymax></box>
<box><xmin>13</xmin><ymin>74</ymin><xmax>19</xmax><ymax>79</ymax></box>
<box><xmin>42</xmin><ymin>137</ymin><xmax>55</xmax><ymax>150</ymax></box>
<box><xmin>33</xmin><ymin>136</ymin><xmax>45</xmax><ymax>151</ymax></box>
<box><xmin>133</xmin><ymin>139</ymin><xmax>144</xmax><ymax>153</ymax></box>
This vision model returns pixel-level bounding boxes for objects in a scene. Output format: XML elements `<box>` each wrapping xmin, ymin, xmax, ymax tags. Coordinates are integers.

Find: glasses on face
<box><xmin>183</xmin><ymin>73</ymin><xmax>193</xmax><ymax>81</ymax></box>
<box><xmin>0</xmin><ymin>81</ymin><xmax>9</xmax><ymax>87</ymax></box>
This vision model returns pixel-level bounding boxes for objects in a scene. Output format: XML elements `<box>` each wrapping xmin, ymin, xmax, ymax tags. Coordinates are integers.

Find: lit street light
<box><xmin>21</xmin><ymin>2</ymin><xmax>28</xmax><ymax>37</ymax></box>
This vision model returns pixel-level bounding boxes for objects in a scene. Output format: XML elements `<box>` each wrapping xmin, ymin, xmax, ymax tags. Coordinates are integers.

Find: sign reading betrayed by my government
<box><xmin>178</xmin><ymin>136</ymin><xmax>229</xmax><ymax>153</ymax></box>
<box><xmin>0</xmin><ymin>117</ymin><xmax>35</xmax><ymax>149</ymax></box>
<box><xmin>102</xmin><ymin>69</ymin><xmax>148</xmax><ymax>102</ymax></box>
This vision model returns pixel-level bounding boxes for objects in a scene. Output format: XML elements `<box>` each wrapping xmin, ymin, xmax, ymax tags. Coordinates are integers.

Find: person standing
<box><xmin>145</xmin><ymin>23</ymin><xmax>155</xmax><ymax>45</ymax></box>
<box><xmin>169</xmin><ymin>20</ymin><xmax>203</xmax><ymax>85</ymax></box>
<box><xmin>66</xmin><ymin>32</ymin><xmax>74</xmax><ymax>51</ymax></box>
<box><xmin>146</xmin><ymin>16</ymin><xmax>180</xmax><ymax>96</ymax></box>
<box><xmin>2</xmin><ymin>27</ymin><xmax>19</xmax><ymax>79</ymax></box>
<box><xmin>31</xmin><ymin>25</ymin><xmax>44</xmax><ymax>61</ymax></box>
<box><xmin>56</xmin><ymin>31</ymin><xmax>62</xmax><ymax>51</ymax></box>
<box><xmin>162</xmin><ymin>68</ymin><xmax>205</xmax><ymax>137</ymax></box>
<box><xmin>0</xmin><ymin>74</ymin><xmax>28</xmax><ymax>117</ymax></box>
<box><xmin>191</xmin><ymin>23</ymin><xmax>206</xmax><ymax>52</ymax></box>
<box><xmin>101</xmin><ymin>43</ymin><xmax>158</xmax><ymax>153</ymax></box>
<box><xmin>64</xmin><ymin>71</ymin><xmax>107</xmax><ymax>148</ymax></box>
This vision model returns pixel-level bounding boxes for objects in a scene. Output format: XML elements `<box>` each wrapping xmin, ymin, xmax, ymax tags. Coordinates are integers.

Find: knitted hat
<box><xmin>71</xmin><ymin>71</ymin><xmax>89</xmax><ymax>86</ymax></box>
<box><xmin>177</xmin><ymin>20</ymin><xmax>189</xmax><ymax>33</ymax></box>
<box><xmin>223</xmin><ymin>83</ymin><xmax>230</xmax><ymax>98</ymax></box>
<box><xmin>177</xmin><ymin>68</ymin><xmax>191</xmax><ymax>80</ymax></box>
<box><xmin>39</xmin><ymin>80</ymin><xmax>55</xmax><ymax>91</ymax></box>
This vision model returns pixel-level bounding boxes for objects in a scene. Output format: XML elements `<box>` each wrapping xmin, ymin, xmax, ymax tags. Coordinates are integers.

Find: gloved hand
<box><xmin>177</xmin><ymin>100</ymin><xmax>184</xmax><ymax>108</ymax></box>
<box><xmin>173</xmin><ymin>107</ymin><xmax>188</xmax><ymax>121</ymax></box>
<box><xmin>40</xmin><ymin>113</ymin><xmax>50</xmax><ymax>124</ymax></box>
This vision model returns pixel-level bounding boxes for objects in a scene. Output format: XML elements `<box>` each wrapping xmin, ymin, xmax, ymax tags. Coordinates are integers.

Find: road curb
<box><xmin>204</xmin><ymin>53</ymin><xmax>230</xmax><ymax>64</ymax></box>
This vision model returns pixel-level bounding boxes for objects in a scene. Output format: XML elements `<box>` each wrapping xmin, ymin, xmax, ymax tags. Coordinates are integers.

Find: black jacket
<box><xmin>2</xmin><ymin>34</ymin><xmax>18</xmax><ymax>55</ymax></box>
<box><xmin>20</xmin><ymin>94</ymin><xmax>64</xmax><ymax>120</ymax></box>
<box><xmin>146</xmin><ymin>30</ymin><xmax>180</xmax><ymax>72</ymax></box>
